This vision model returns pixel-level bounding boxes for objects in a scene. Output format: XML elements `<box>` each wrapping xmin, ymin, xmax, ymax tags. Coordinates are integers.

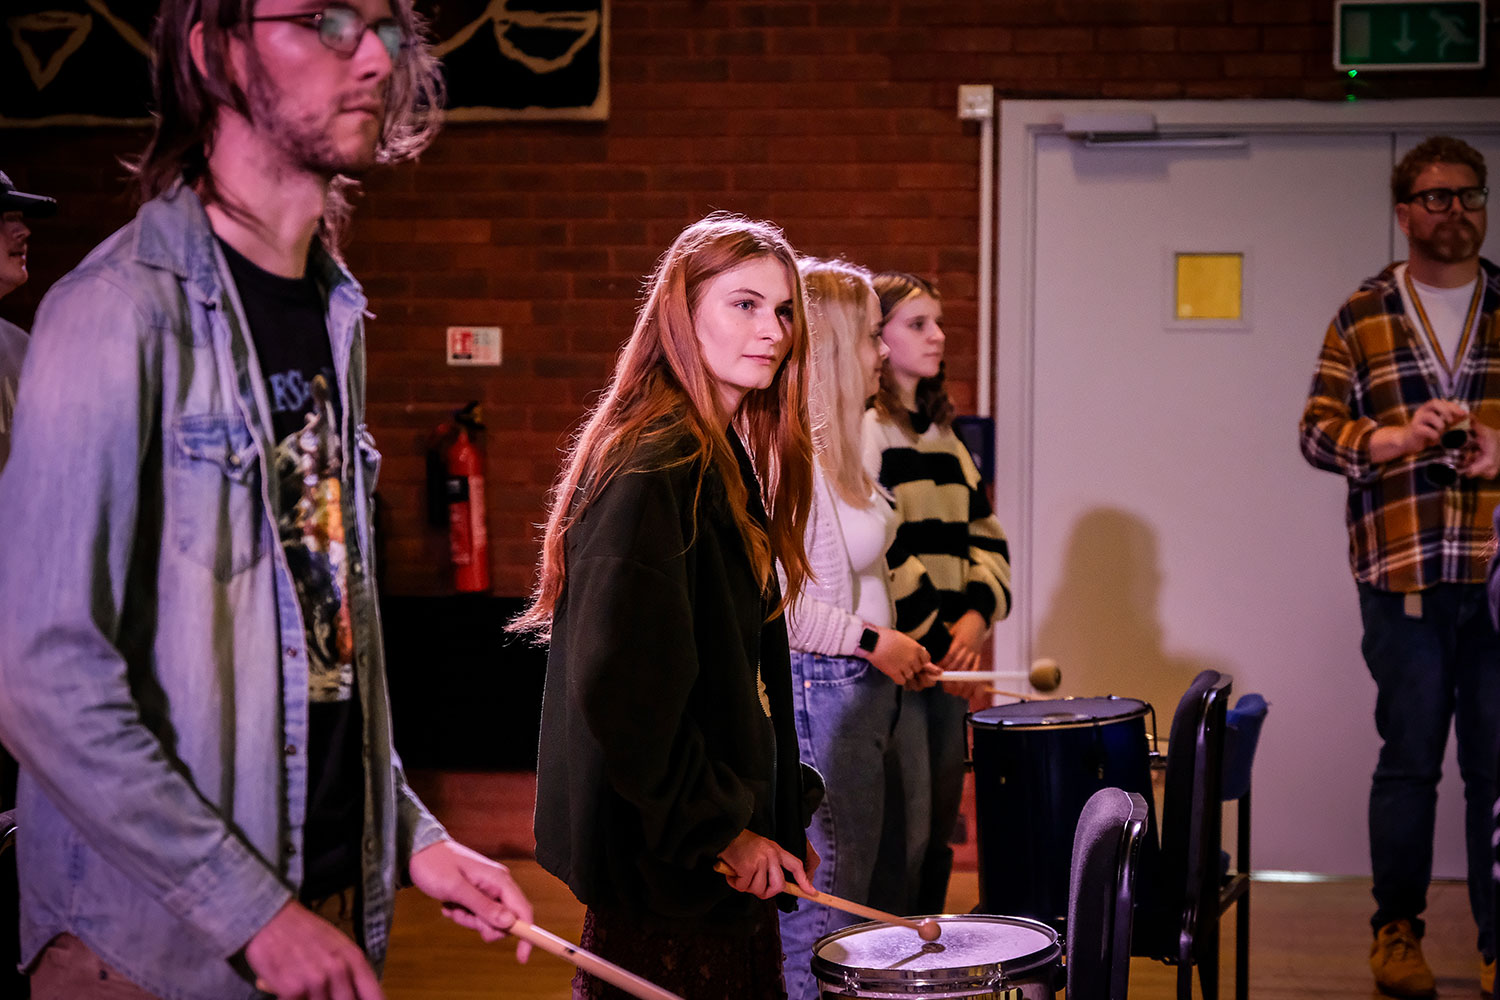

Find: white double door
<box><xmin>996</xmin><ymin>101</ymin><xmax>1500</xmax><ymax>876</ymax></box>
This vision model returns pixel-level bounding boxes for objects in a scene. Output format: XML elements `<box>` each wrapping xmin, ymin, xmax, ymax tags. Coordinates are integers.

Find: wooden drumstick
<box><xmin>713</xmin><ymin>861</ymin><xmax>940</xmax><ymax>941</ymax></box>
<box><xmin>256</xmin><ymin>920</ymin><xmax>686</xmax><ymax>1000</ymax></box>
<box><xmin>508</xmin><ymin>920</ymin><xmax>686</xmax><ymax>1000</ymax></box>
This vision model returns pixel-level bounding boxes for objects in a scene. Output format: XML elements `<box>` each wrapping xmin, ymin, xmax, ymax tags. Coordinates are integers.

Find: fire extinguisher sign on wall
<box><xmin>440</xmin><ymin>402</ymin><xmax>491</xmax><ymax>593</ymax></box>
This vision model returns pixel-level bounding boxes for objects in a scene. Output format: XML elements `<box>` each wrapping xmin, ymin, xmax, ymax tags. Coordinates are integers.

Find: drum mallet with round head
<box><xmin>714</xmin><ymin>861</ymin><xmax>941</xmax><ymax>941</ymax></box>
<box><xmin>940</xmin><ymin>659</ymin><xmax>1065</xmax><ymax>693</ymax></box>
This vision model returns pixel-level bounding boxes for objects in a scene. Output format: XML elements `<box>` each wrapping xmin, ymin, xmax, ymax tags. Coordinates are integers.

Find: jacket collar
<box><xmin>131</xmin><ymin>181</ymin><xmax>363</xmax><ymax>309</ymax></box>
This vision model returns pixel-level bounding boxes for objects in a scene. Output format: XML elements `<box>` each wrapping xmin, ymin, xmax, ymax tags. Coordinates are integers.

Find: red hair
<box><xmin>514</xmin><ymin>213</ymin><xmax>814</xmax><ymax>639</ymax></box>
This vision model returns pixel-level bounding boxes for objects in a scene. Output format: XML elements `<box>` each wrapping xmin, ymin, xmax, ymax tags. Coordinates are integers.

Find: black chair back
<box><xmin>1135</xmin><ymin>669</ymin><xmax>1237</xmax><ymax>1000</ymax></box>
<box><xmin>1066</xmin><ymin>787</ymin><xmax>1150</xmax><ymax>1000</ymax></box>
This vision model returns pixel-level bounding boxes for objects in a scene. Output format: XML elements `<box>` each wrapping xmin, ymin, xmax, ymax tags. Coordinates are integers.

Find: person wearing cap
<box><xmin>0</xmin><ymin>169</ymin><xmax>56</xmax><ymax>476</ymax></box>
<box><xmin>0</xmin><ymin>1</ymin><xmax>533</xmax><ymax>998</ymax></box>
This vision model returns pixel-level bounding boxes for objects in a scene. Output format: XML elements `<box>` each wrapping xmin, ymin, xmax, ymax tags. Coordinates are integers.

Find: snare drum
<box><xmin>811</xmin><ymin>915</ymin><xmax>1061</xmax><ymax>998</ymax></box>
<box><xmin>969</xmin><ymin>696</ymin><xmax>1157</xmax><ymax>930</ymax></box>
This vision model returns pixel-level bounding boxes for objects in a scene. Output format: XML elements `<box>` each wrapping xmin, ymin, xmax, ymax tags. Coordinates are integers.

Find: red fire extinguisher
<box><xmin>439</xmin><ymin>402</ymin><xmax>490</xmax><ymax>593</ymax></box>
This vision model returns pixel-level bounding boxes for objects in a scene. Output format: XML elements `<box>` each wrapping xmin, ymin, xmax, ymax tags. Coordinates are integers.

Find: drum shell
<box><xmin>969</xmin><ymin>697</ymin><xmax>1157</xmax><ymax>931</ymax></box>
<box><xmin>811</xmin><ymin>914</ymin><xmax>1061</xmax><ymax>999</ymax></box>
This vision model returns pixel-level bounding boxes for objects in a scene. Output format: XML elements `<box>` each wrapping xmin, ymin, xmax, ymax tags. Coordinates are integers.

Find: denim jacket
<box><xmin>0</xmin><ymin>186</ymin><xmax>447</xmax><ymax>1000</ymax></box>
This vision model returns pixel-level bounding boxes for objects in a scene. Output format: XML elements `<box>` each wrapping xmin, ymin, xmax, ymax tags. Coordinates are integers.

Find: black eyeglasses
<box><xmin>249</xmin><ymin>5</ymin><xmax>408</xmax><ymax>62</ymax></box>
<box><xmin>1406</xmin><ymin>186</ymin><xmax>1488</xmax><ymax>213</ymax></box>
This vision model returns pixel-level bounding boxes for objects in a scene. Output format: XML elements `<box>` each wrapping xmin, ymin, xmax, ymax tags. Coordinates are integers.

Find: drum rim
<box><xmin>810</xmin><ymin>914</ymin><xmax>1061</xmax><ymax>988</ymax></box>
<box><xmin>969</xmin><ymin>695</ymin><xmax>1148</xmax><ymax>730</ymax></box>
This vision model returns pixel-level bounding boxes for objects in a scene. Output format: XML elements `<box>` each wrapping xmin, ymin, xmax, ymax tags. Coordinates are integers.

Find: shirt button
<box><xmin>283</xmin><ymin>843</ymin><xmax>296</xmax><ymax>856</ymax></box>
<box><xmin>284</xmin><ymin>744</ymin><xmax>296</xmax><ymax>756</ymax></box>
<box><xmin>285</xmin><ymin>647</ymin><xmax>299</xmax><ymax>658</ymax></box>
<box><xmin>227</xmin><ymin>454</ymin><xmax>241</xmax><ymax>468</ymax></box>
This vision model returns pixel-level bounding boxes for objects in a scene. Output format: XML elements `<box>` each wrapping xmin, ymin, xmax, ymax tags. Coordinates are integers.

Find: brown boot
<box><xmin>1370</xmin><ymin>920</ymin><xmax>1436</xmax><ymax>997</ymax></box>
<box><xmin>1481</xmin><ymin>954</ymin><xmax>1494</xmax><ymax>996</ymax></box>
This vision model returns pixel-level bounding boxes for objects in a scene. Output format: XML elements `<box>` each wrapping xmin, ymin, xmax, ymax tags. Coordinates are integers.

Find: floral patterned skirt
<box><xmin>574</xmin><ymin>900</ymin><xmax>788</xmax><ymax>1000</ymax></box>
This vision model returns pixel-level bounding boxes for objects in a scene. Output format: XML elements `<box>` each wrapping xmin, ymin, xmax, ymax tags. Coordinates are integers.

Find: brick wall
<box><xmin>3</xmin><ymin>0</ymin><xmax>1497</xmax><ymax>596</ymax></box>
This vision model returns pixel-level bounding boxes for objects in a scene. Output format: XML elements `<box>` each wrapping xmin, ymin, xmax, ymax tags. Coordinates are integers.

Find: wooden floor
<box><xmin>386</xmin><ymin>772</ymin><xmax>1488</xmax><ymax>999</ymax></box>
<box><xmin>382</xmin><ymin>865</ymin><xmax>1484</xmax><ymax>999</ymax></box>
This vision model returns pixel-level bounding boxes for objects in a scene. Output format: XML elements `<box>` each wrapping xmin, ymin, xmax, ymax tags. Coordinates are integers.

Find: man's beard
<box><xmin>245</xmin><ymin>71</ymin><xmax>384</xmax><ymax>179</ymax></box>
<box><xmin>1411</xmin><ymin>217</ymin><xmax>1484</xmax><ymax>265</ymax></box>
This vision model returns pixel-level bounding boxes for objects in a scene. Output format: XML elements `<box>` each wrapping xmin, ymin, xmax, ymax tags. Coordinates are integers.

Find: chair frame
<box><xmin>1173</xmin><ymin>672</ymin><xmax>1248</xmax><ymax>1000</ymax></box>
<box><xmin>1109</xmin><ymin>792</ymin><xmax>1151</xmax><ymax>1000</ymax></box>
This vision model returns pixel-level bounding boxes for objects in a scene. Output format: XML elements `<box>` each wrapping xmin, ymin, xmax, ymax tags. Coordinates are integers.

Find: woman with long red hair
<box><xmin>516</xmin><ymin>213</ymin><xmax>820</xmax><ymax>998</ymax></box>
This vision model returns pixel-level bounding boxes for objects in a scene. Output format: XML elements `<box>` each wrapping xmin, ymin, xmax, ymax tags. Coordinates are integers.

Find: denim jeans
<box><xmin>1359</xmin><ymin>582</ymin><xmax>1499</xmax><ymax>959</ymax></box>
<box><xmin>779</xmin><ymin>652</ymin><xmax>922</xmax><ymax>1000</ymax></box>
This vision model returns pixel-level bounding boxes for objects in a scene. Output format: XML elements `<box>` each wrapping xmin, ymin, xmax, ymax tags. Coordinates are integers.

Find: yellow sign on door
<box><xmin>1175</xmin><ymin>253</ymin><xmax>1243</xmax><ymax>320</ymax></box>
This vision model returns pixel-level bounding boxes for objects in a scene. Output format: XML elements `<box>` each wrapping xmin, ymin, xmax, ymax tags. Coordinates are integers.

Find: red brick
<box><xmin>1100</xmin><ymin>80</ymin><xmax>1186</xmax><ymax>98</ymax></box>
<box><xmin>1262</xmin><ymin>25</ymin><xmax>1327</xmax><ymax>51</ymax></box>
<box><xmin>1231</xmin><ymin>0</ymin><xmax>1314</xmax><ymax>25</ymax></box>
<box><xmin>1013</xmin><ymin>27</ymin><xmax>1096</xmax><ymax>53</ymax></box>
<box><xmin>1096</xmin><ymin>25</ymin><xmax>1177</xmax><ymax>53</ymax></box>
<box><xmin>733</xmin><ymin>5</ymin><xmax>815</xmax><ymax>29</ymax></box>
<box><xmin>698</xmin><ymin>30</ymin><xmax>768</xmax><ymax>57</ymax></box>
<box><xmin>929</xmin><ymin>28</ymin><xmax>1015</xmax><ymax>53</ymax></box>
<box><xmin>1178</xmin><ymin>25</ymin><xmax>1260</xmax><ymax>52</ymax></box>
<box><xmin>1223</xmin><ymin>52</ymin><xmax>1305</xmax><ymax>78</ymax></box>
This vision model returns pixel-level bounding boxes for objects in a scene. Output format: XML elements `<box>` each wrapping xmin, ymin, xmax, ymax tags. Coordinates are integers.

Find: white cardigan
<box><xmin>781</xmin><ymin>463</ymin><xmax>897</xmax><ymax>656</ymax></box>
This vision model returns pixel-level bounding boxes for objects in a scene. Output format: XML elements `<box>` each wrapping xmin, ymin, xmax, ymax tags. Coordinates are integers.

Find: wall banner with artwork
<box><xmin>1</xmin><ymin>0</ymin><xmax>608</xmax><ymax>127</ymax></box>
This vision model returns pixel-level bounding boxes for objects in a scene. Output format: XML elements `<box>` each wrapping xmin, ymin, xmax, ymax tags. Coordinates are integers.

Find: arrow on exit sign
<box><xmin>1334</xmin><ymin>0</ymin><xmax>1486</xmax><ymax>70</ymax></box>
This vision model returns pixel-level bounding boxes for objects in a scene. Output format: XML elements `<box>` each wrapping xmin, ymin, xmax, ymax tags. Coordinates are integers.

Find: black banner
<box><xmin>0</xmin><ymin>0</ymin><xmax>607</xmax><ymax>127</ymax></box>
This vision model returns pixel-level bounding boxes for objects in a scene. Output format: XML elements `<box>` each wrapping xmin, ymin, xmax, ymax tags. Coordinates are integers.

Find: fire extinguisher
<box><xmin>430</xmin><ymin>402</ymin><xmax>490</xmax><ymax>593</ymax></box>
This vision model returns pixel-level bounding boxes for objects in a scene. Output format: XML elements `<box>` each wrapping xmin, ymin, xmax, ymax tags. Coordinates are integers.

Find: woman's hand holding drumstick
<box><xmin>713</xmin><ymin>860</ymin><xmax>941</xmax><ymax>942</ymax></box>
<box><xmin>717</xmin><ymin>829</ymin><xmax>817</xmax><ymax>898</ymax></box>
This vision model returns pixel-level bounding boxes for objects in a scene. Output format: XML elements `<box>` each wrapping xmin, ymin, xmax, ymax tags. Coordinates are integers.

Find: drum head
<box><xmin>970</xmin><ymin>695</ymin><xmax>1147</xmax><ymax>730</ymax></box>
<box><xmin>812</xmin><ymin>915</ymin><xmax>1059</xmax><ymax>989</ymax></box>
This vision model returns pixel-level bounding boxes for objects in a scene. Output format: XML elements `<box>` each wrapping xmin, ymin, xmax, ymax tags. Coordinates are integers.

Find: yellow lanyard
<box><xmin>1404</xmin><ymin>269</ymin><xmax>1483</xmax><ymax>382</ymax></box>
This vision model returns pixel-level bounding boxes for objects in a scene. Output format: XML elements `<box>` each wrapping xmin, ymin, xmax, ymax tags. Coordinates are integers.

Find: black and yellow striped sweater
<box><xmin>863</xmin><ymin>409</ymin><xmax>1013</xmax><ymax>632</ymax></box>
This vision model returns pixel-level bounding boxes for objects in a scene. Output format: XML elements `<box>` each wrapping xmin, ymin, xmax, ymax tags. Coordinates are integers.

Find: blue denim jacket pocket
<box><xmin>171</xmin><ymin>413</ymin><xmax>267</xmax><ymax>580</ymax></box>
<box><xmin>792</xmin><ymin>650</ymin><xmax>873</xmax><ymax>688</ymax></box>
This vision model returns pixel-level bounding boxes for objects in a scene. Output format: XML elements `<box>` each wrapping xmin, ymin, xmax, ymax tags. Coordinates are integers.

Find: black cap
<box><xmin>0</xmin><ymin>171</ymin><xmax>56</xmax><ymax>218</ymax></box>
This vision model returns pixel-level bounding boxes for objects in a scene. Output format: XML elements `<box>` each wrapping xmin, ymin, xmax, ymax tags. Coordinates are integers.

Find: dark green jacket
<box><xmin>535</xmin><ymin>426</ymin><xmax>817</xmax><ymax>925</ymax></box>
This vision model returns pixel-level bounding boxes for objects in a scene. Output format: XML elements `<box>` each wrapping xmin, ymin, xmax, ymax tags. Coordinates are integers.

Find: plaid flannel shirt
<box><xmin>1300</xmin><ymin>258</ymin><xmax>1500</xmax><ymax>592</ymax></box>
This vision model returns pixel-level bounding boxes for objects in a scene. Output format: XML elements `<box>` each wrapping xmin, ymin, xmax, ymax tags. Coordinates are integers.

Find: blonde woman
<box><xmin>777</xmin><ymin>258</ymin><xmax>947</xmax><ymax>1000</ymax></box>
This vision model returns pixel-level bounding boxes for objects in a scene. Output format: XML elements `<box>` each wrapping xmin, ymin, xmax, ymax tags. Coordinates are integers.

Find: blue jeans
<box><xmin>779</xmin><ymin>652</ymin><xmax>925</xmax><ymax>1000</ymax></box>
<box><xmin>1359</xmin><ymin>582</ymin><xmax>1499</xmax><ymax>959</ymax></box>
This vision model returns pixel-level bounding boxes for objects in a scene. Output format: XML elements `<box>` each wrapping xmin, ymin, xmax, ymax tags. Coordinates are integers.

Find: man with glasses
<box><xmin>1301</xmin><ymin>135</ymin><xmax>1498</xmax><ymax>998</ymax></box>
<box><xmin>0</xmin><ymin>2</ymin><xmax>533</xmax><ymax>998</ymax></box>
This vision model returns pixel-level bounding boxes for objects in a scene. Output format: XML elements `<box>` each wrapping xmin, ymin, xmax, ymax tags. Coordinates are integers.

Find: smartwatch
<box><xmin>858</xmin><ymin>626</ymin><xmax>879</xmax><ymax>654</ymax></box>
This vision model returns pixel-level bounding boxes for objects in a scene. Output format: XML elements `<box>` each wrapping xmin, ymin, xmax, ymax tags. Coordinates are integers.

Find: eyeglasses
<box><xmin>248</xmin><ymin>5</ymin><xmax>408</xmax><ymax>62</ymax></box>
<box><xmin>1406</xmin><ymin>186</ymin><xmax>1488</xmax><ymax>213</ymax></box>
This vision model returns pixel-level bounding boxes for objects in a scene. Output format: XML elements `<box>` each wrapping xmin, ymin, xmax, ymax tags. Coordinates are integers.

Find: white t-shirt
<box><xmin>1397</xmin><ymin>263</ymin><xmax>1482</xmax><ymax>396</ymax></box>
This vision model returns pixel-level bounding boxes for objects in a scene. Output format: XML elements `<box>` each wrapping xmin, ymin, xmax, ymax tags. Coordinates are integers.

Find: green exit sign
<box><xmin>1335</xmin><ymin>0</ymin><xmax>1486</xmax><ymax>70</ymax></box>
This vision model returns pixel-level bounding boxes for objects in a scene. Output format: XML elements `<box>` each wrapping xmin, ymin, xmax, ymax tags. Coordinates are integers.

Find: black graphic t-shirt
<box><xmin>221</xmin><ymin>239</ymin><xmax>364</xmax><ymax>901</ymax></box>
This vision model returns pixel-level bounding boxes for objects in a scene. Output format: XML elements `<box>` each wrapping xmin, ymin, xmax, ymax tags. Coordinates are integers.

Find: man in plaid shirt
<box><xmin>1301</xmin><ymin>135</ymin><xmax>1498</xmax><ymax>999</ymax></box>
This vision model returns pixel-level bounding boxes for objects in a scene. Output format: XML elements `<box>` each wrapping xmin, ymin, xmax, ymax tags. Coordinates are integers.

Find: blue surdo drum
<box><xmin>968</xmin><ymin>695</ymin><xmax>1157</xmax><ymax>932</ymax></box>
